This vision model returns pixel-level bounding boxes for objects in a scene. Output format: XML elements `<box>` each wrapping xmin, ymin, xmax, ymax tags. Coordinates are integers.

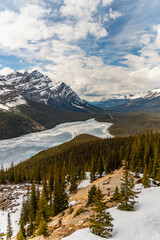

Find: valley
<box><xmin>1</xmin><ymin>121</ymin><xmax>160</xmax><ymax>240</ymax></box>
<box><xmin>0</xmin><ymin>119</ymin><xmax>112</xmax><ymax>168</ymax></box>
<box><xmin>98</xmin><ymin>112</ymin><xmax>160</xmax><ymax>137</ymax></box>
<box><xmin>1</xmin><ymin>1</ymin><xmax>160</xmax><ymax>239</ymax></box>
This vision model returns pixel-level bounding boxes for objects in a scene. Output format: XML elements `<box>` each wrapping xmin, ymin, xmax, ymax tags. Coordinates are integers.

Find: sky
<box><xmin>0</xmin><ymin>0</ymin><xmax>160</xmax><ymax>100</ymax></box>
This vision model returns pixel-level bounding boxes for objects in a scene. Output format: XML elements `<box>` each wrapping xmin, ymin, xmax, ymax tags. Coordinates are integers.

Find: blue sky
<box><xmin>0</xmin><ymin>0</ymin><xmax>160</xmax><ymax>100</ymax></box>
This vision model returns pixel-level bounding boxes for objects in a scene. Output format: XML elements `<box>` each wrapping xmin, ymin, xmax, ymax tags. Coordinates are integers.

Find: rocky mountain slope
<box><xmin>0</xmin><ymin>70</ymin><xmax>102</xmax><ymax>113</ymax></box>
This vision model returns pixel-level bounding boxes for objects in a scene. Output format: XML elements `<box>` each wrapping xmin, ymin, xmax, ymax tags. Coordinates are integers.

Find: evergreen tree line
<box><xmin>129</xmin><ymin>131</ymin><xmax>160</xmax><ymax>180</ymax></box>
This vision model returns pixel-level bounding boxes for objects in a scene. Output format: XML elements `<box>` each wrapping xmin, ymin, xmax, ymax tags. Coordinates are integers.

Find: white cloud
<box><xmin>13</xmin><ymin>0</ymin><xmax>45</xmax><ymax>7</ymax></box>
<box><xmin>153</xmin><ymin>24</ymin><xmax>160</xmax><ymax>49</ymax></box>
<box><xmin>0</xmin><ymin>67</ymin><xmax>14</xmax><ymax>75</ymax></box>
<box><xmin>139</xmin><ymin>34</ymin><xmax>152</xmax><ymax>46</ymax></box>
<box><xmin>102</xmin><ymin>0</ymin><xmax>114</xmax><ymax>7</ymax></box>
<box><xmin>0</xmin><ymin>4</ymin><xmax>52</xmax><ymax>50</ymax></box>
<box><xmin>3</xmin><ymin>0</ymin><xmax>160</xmax><ymax>100</ymax></box>
<box><xmin>61</xmin><ymin>0</ymin><xmax>100</xmax><ymax>19</ymax></box>
<box><xmin>35</xmin><ymin>23</ymin><xmax>160</xmax><ymax>100</ymax></box>
<box><xmin>109</xmin><ymin>8</ymin><xmax>122</xmax><ymax>20</ymax></box>
<box><xmin>60</xmin><ymin>0</ymin><xmax>108</xmax><ymax>40</ymax></box>
<box><xmin>74</xmin><ymin>20</ymin><xmax>108</xmax><ymax>40</ymax></box>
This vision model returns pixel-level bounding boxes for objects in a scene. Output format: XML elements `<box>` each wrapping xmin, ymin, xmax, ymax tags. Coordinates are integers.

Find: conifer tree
<box><xmin>89</xmin><ymin>188</ymin><xmax>114</xmax><ymax>238</ymax></box>
<box><xmin>22</xmin><ymin>188</ymin><xmax>30</xmax><ymax>224</ymax></box>
<box><xmin>53</xmin><ymin>168</ymin><xmax>68</xmax><ymax>216</ymax></box>
<box><xmin>135</xmin><ymin>134</ymin><xmax>143</xmax><ymax>170</ymax></box>
<box><xmin>118</xmin><ymin>164</ymin><xmax>136</xmax><ymax>211</ymax></box>
<box><xmin>88</xmin><ymin>185</ymin><xmax>97</xmax><ymax>205</ymax></box>
<box><xmin>130</xmin><ymin>140</ymin><xmax>137</xmax><ymax>171</ymax></box>
<box><xmin>26</xmin><ymin>222</ymin><xmax>34</xmax><ymax>237</ymax></box>
<box><xmin>36</xmin><ymin>191</ymin><xmax>50</xmax><ymax>223</ymax></box>
<box><xmin>69</xmin><ymin>162</ymin><xmax>78</xmax><ymax>193</ymax></box>
<box><xmin>42</xmin><ymin>177</ymin><xmax>49</xmax><ymax>201</ymax></box>
<box><xmin>17</xmin><ymin>229</ymin><xmax>26</xmax><ymax>240</ymax></box>
<box><xmin>28</xmin><ymin>182</ymin><xmax>37</xmax><ymax>236</ymax></box>
<box><xmin>0</xmin><ymin>229</ymin><xmax>4</xmax><ymax>240</ymax></box>
<box><xmin>18</xmin><ymin>210</ymin><xmax>26</xmax><ymax>239</ymax></box>
<box><xmin>6</xmin><ymin>213</ymin><xmax>12</xmax><ymax>240</ymax></box>
<box><xmin>14</xmin><ymin>169</ymin><xmax>20</xmax><ymax>184</ymax></box>
<box><xmin>135</xmin><ymin>166</ymin><xmax>139</xmax><ymax>178</ymax></box>
<box><xmin>0</xmin><ymin>165</ymin><xmax>5</xmax><ymax>184</ymax></box>
<box><xmin>148</xmin><ymin>156</ymin><xmax>153</xmax><ymax>177</ymax></box>
<box><xmin>142</xmin><ymin>164</ymin><xmax>150</xmax><ymax>188</ymax></box>
<box><xmin>69</xmin><ymin>173</ymin><xmax>77</xmax><ymax>194</ymax></box>
<box><xmin>111</xmin><ymin>186</ymin><xmax>119</xmax><ymax>201</ymax></box>
<box><xmin>90</xmin><ymin>157</ymin><xmax>96</xmax><ymax>181</ymax></box>
<box><xmin>29</xmin><ymin>182</ymin><xmax>38</xmax><ymax>220</ymax></box>
<box><xmin>9</xmin><ymin>162</ymin><xmax>14</xmax><ymax>183</ymax></box>
<box><xmin>143</xmin><ymin>141</ymin><xmax>150</xmax><ymax>166</ymax></box>
<box><xmin>48</xmin><ymin>165</ymin><xmax>54</xmax><ymax>204</ymax></box>
<box><xmin>36</xmin><ymin>216</ymin><xmax>48</xmax><ymax>237</ymax></box>
<box><xmin>152</xmin><ymin>144</ymin><xmax>159</xmax><ymax>179</ymax></box>
<box><xmin>97</xmin><ymin>154</ymin><xmax>104</xmax><ymax>178</ymax></box>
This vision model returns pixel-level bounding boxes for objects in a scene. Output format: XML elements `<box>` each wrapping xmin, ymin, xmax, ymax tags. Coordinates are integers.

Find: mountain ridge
<box><xmin>0</xmin><ymin>70</ymin><xmax>102</xmax><ymax>113</ymax></box>
<box><xmin>90</xmin><ymin>88</ymin><xmax>160</xmax><ymax>112</ymax></box>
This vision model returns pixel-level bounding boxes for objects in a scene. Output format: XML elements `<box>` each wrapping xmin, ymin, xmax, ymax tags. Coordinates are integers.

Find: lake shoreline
<box><xmin>0</xmin><ymin>119</ymin><xmax>112</xmax><ymax>168</ymax></box>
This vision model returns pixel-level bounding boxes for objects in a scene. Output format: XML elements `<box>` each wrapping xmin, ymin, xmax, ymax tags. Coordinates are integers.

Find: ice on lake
<box><xmin>0</xmin><ymin>119</ymin><xmax>112</xmax><ymax>168</ymax></box>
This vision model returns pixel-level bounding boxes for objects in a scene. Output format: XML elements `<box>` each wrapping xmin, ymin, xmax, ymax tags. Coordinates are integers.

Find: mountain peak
<box><xmin>0</xmin><ymin>70</ymin><xmax>101</xmax><ymax>113</ymax></box>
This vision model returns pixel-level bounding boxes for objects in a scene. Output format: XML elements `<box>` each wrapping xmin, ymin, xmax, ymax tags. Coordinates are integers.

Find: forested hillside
<box><xmin>1</xmin><ymin>134</ymin><xmax>127</xmax><ymax>183</ymax></box>
<box><xmin>96</xmin><ymin>112</ymin><xmax>160</xmax><ymax>136</ymax></box>
<box><xmin>1</xmin><ymin>130</ymin><xmax>160</xmax><ymax>184</ymax></box>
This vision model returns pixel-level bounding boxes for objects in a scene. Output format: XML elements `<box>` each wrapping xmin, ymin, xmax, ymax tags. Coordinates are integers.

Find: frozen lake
<box><xmin>0</xmin><ymin>119</ymin><xmax>112</xmax><ymax>168</ymax></box>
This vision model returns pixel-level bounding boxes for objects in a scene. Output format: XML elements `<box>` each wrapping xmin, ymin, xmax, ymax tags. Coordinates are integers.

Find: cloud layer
<box><xmin>0</xmin><ymin>0</ymin><xmax>160</xmax><ymax>100</ymax></box>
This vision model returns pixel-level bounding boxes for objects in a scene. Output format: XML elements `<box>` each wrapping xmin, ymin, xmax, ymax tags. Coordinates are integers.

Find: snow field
<box><xmin>0</xmin><ymin>185</ymin><xmax>28</xmax><ymax>238</ymax></box>
<box><xmin>62</xmin><ymin>187</ymin><xmax>160</xmax><ymax>240</ymax></box>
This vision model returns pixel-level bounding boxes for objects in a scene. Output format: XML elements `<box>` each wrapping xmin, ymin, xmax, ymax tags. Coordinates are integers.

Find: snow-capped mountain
<box><xmin>0</xmin><ymin>70</ymin><xmax>101</xmax><ymax>113</ymax></box>
<box><xmin>90</xmin><ymin>88</ymin><xmax>160</xmax><ymax>110</ymax></box>
<box><xmin>102</xmin><ymin>88</ymin><xmax>160</xmax><ymax>101</ymax></box>
<box><xmin>142</xmin><ymin>88</ymin><xmax>160</xmax><ymax>100</ymax></box>
<box><xmin>101</xmin><ymin>93</ymin><xmax>135</xmax><ymax>101</ymax></box>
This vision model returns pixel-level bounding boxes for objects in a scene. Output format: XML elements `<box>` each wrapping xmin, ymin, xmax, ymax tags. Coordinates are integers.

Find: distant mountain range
<box><xmin>90</xmin><ymin>88</ymin><xmax>160</xmax><ymax>112</ymax></box>
<box><xmin>0</xmin><ymin>70</ymin><xmax>102</xmax><ymax>113</ymax></box>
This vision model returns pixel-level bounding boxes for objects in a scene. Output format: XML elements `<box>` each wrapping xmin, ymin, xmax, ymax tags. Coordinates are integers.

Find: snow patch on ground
<box><xmin>62</xmin><ymin>228</ymin><xmax>105</xmax><ymax>240</ymax></box>
<box><xmin>62</xmin><ymin>187</ymin><xmax>160</xmax><ymax>240</ymax></box>
<box><xmin>85</xmin><ymin>172</ymin><xmax>90</xmax><ymax>180</ymax></box>
<box><xmin>0</xmin><ymin>184</ymin><xmax>29</xmax><ymax>238</ymax></box>
<box><xmin>69</xmin><ymin>201</ymin><xmax>77</xmax><ymax>207</ymax></box>
<box><xmin>0</xmin><ymin>103</ymin><xmax>9</xmax><ymax>110</ymax></box>
<box><xmin>77</xmin><ymin>180</ymin><xmax>91</xmax><ymax>189</ymax></box>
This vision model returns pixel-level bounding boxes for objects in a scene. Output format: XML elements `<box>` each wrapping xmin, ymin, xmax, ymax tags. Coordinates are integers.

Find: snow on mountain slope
<box><xmin>0</xmin><ymin>103</ymin><xmax>9</xmax><ymax>110</ymax></box>
<box><xmin>62</xmin><ymin>187</ymin><xmax>160</xmax><ymax>240</ymax></box>
<box><xmin>101</xmin><ymin>88</ymin><xmax>160</xmax><ymax>101</ymax></box>
<box><xmin>0</xmin><ymin>70</ymin><xmax>100</xmax><ymax>113</ymax></box>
